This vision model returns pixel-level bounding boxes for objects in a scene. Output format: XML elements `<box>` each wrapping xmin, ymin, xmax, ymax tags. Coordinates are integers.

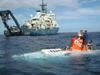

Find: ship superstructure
<box><xmin>23</xmin><ymin>10</ymin><xmax>59</xmax><ymax>30</ymax></box>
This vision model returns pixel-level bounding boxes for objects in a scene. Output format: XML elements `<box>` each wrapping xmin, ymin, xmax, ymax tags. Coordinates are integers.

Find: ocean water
<box><xmin>0</xmin><ymin>32</ymin><xmax>100</xmax><ymax>75</ymax></box>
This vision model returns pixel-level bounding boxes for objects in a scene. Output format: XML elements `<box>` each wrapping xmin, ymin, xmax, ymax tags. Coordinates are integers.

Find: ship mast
<box><xmin>40</xmin><ymin>0</ymin><xmax>47</xmax><ymax>13</ymax></box>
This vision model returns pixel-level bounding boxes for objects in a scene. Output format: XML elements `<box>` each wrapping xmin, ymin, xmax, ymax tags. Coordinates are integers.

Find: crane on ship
<box><xmin>0</xmin><ymin>10</ymin><xmax>22</xmax><ymax>36</ymax></box>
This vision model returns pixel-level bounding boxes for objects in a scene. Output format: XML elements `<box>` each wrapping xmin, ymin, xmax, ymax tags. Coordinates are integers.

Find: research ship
<box><xmin>0</xmin><ymin>0</ymin><xmax>59</xmax><ymax>37</ymax></box>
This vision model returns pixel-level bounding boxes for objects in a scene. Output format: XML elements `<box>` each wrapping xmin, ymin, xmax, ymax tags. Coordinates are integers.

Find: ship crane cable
<box><xmin>1</xmin><ymin>12</ymin><xmax>7</xmax><ymax>22</ymax></box>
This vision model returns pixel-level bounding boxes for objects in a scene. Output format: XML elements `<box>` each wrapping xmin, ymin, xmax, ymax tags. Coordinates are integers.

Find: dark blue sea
<box><xmin>0</xmin><ymin>32</ymin><xmax>100</xmax><ymax>75</ymax></box>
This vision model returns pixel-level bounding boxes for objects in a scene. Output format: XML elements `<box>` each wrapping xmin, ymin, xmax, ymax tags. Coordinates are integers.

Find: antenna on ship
<box><xmin>40</xmin><ymin>0</ymin><xmax>47</xmax><ymax>13</ymax></box>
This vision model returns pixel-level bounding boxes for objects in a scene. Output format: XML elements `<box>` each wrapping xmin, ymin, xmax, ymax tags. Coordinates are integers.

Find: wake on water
<box><xmin>12</xmin><ymin>50</ymin><xmax>100</xmax><ymax>64</ymax></box>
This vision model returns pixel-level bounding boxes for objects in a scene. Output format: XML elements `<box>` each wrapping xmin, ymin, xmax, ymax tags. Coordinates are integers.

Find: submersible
<box><xmin>41</xmin><ymin>37</ymin><xmax>95</xmax><ymax>55</ymax></box>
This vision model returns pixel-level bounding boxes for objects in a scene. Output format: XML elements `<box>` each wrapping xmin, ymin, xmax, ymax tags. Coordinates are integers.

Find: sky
<box><xmin>0</xmin><ymin>0</ymin><xmax>100</xmax><ymax>34</ymax></box>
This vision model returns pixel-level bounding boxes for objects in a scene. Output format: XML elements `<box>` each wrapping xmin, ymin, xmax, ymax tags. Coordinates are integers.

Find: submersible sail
<box><xmin>0</xmin><ymin>0</ymin><xmax>59</xmax><ymax>36</ymax></box>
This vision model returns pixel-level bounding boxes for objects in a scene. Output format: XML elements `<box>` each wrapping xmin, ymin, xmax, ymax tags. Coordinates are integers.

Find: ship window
<box><xmin>45</xmin><ymin>20</ymin><xmax>50</xmax><ymax>22</ymax></box>
<box><xmin>41</xmin><ymin>14</ymin><xmax>45</xmax><ymax>16</ymax></box>
<box><xmin>50</xmin><ymin>15</ymin><xmax>54</xmax><ymax>17</ymax></box>
<box><xmin>55</xmin><ymin>24</ymin><xmax>57</xmax><ymax>26</ymax></box>
<box><xmin>32</xmin><ymin>19</ymin><xmax>39</xmax><ymax>21</ymax></box>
